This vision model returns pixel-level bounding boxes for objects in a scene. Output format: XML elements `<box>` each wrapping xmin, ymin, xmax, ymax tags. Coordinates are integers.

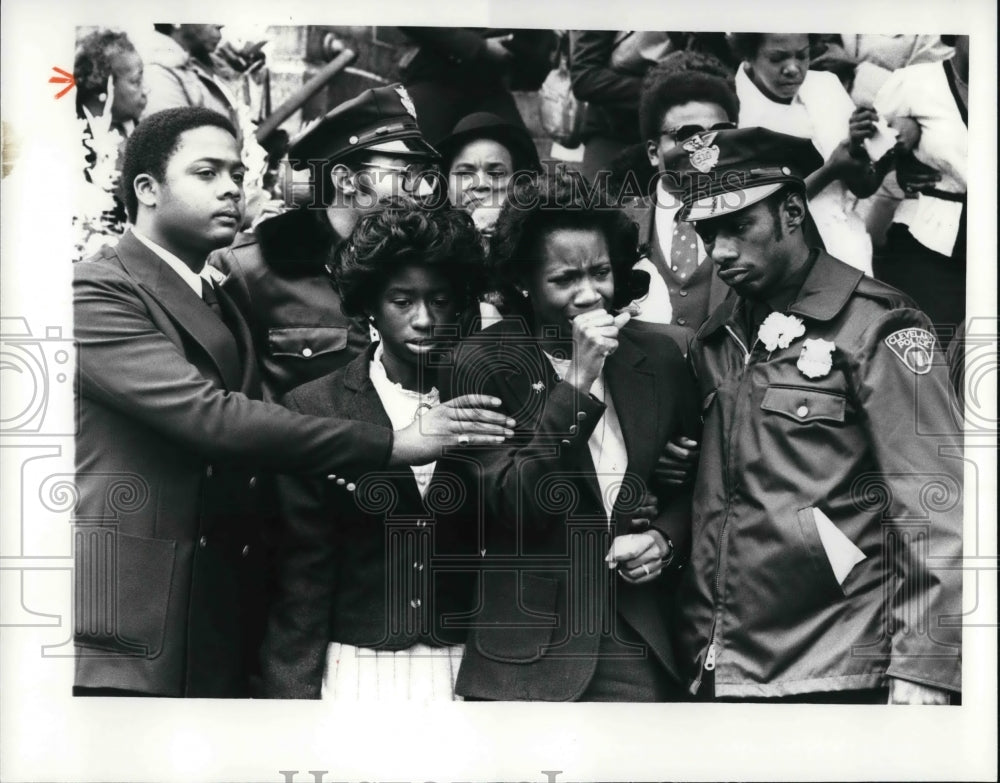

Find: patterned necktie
<box><xmin>671</xmin><ymin>216</ymin><xmax>700</xmax><ymax>279</ymax></box>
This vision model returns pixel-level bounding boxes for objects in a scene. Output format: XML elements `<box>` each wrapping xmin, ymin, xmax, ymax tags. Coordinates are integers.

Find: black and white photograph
<box><xmin>0</xmin><ymin>0</ymin><xmax>996</xmax><ymax>781</ymax></box>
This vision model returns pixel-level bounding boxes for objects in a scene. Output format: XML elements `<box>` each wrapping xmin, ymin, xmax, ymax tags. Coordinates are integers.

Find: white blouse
<box><xmin>368</xmin><ymin>343</ymin><xmax>439</xmax><ymax>497</ymax></box>
<box><xmin>874</xmin><ymin>60</ymin><xmax>967</xmax><ymax>257</ymax></box>
<box><xmin>544</xmin><ymin>353</ymin><xmax>629</xmax><ymax>522</ymax></box>
<box><xmin>736</xmin><ymin>64</ymin><xmax>874</xmax><ymax>276</ymax></box>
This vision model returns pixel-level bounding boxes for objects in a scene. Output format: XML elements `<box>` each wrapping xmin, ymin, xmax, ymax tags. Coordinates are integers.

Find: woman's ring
<box><xmin>457</xmin><ymin>434</ymin><xmax>470</xmax><ymax>446</ymax></box>
<box><xmin>641</xmin><ymin>563</ymin><xmax>650</xmax><ymax>576</ymax></box>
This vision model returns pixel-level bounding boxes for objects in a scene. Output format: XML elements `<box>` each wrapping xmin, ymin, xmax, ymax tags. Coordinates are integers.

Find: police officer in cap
<box><xmin>212</xmin><ymin>84</ymin><xmax>441</xmax><ymax>397</ymax></box>
<box><xmin>668</xmin><ymin>127</ymin><xmax>962</xmax><ymax>704</ymax></box>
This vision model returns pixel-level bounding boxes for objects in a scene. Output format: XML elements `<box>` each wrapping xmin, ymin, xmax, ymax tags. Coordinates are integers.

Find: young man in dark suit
<box><xmin>72</xmin><ymin>107</ymin><xmax>514</xmax><ymax>697</ymax></box>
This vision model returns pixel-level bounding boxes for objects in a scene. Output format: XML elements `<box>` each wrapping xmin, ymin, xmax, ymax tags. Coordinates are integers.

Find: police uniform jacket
<box><xmin>676</xmin><ymin>250</ymin><xmax>963</xmax><ymax>698</ymax></box>
<box><xmin>73</xmin><ymin>232</ymin><xmax>392</xmax><ymax>697</ymax></box>
<box><xmin>259</xmin><ymin>346</ymin><xmax>478</xmax><ymax>698</ymax></box>
<box><xmin>451</xmin><ymin>318</ymin><xmax>700</xmax><ymax>701</ymax></box>
<box><xmin>210</xmin><ymin>208</ymin><xmax>370</xmax><ymax>399</ymax></box>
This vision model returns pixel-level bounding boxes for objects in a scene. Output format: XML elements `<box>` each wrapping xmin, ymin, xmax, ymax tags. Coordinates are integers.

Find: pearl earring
<box><xmin>98</xmin><ymin>93</ymin><xmax>107</xmax><ymax>102</ymax></box>
<box><xmin>520</xmin><ymin>289</ymin><xmax>529</xmax><ymax>298</ymax></box>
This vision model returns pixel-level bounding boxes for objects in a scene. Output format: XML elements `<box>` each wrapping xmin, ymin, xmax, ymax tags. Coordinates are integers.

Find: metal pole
<box><xmin>254</xmin><ymin>48</ymin><xmax>356</xmax><ymax>144</ymax></box>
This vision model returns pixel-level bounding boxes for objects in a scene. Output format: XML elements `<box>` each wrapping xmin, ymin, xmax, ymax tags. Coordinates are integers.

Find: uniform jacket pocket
<box><xmin>76</xmin><ymin>531</ymin><xmax>176</xmax><ymax>658</ymax></box>
<box><xmin>761</xmin><ymin>385</ymin><xmax>847</xmax><ymax>424</ymax></box>
<box><xmin>268</xmin><ymin>326</ymin><xmax>348</xmax><ymax>360</ymax></box>
<box><xmin>796</xmin><ymin>506</ymin><xmax>866</xmax><ymax>594</ymax></box>
<box><xmin>475</xmin><ymin>571</ymin><xmax>559</xmax><ymax>663</ymax></box>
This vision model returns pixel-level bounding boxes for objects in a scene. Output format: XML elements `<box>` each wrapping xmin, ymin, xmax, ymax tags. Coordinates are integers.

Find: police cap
<box><xmin>662</xmin><ymin>127</ymin><xmax>825</xmax><ymax>221</ymax></box>
<box><xmin>287</xmin><ymin>84</ymin><xmax>439</xmax><ymax>170</ymax></box>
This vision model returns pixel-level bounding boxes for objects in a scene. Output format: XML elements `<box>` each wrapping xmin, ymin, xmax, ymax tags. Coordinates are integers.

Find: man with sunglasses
<box><xmin>211</xmin><ymin>84</ymin><xmax>441</xmax><ymax>397</ymax></box>
<box><xmin>626</xmin><ymin>68</ymin><xmax>739</xmax><ymax>332</ymax></box>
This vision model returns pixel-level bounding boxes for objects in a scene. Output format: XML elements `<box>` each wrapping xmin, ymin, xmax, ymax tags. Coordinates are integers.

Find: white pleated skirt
<box><xmin>321</xmin><ymin>642</ymin><xmax>465</xmax><ymax>702</ymax></box>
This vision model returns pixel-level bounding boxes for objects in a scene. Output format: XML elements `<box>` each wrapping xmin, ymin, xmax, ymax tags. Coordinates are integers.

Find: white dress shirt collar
<box><xmin>132</xmin><ymin>229</ymin><xmax>211</xmax><ymax>297</ymax></box>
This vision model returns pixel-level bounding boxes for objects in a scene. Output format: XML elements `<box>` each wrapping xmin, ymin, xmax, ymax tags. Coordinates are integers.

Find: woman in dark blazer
<box><xmin>451</xmin><ymin>173</ymin><xmax>701</xmax><ymax>701</ymax></box>
<box><xmin>259</xmin><ymin>200</ymin><xmax>509</xmax><ymax>700</ymax></box>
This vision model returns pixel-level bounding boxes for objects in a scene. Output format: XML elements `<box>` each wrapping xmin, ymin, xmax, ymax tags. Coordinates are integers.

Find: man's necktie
<box><xmin>201</xmin><ymin>278</ymin><xmax>225</xmax><ymax>321</ymax></box>
<box><xmin>670</xmin><ymin>217</ymin><xmax>700</xmax><ymax>279</ymax></box>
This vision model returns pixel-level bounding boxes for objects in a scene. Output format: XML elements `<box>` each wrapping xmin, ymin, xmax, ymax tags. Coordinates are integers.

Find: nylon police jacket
<box><xmin>675</xmin><ymin>250</ymin><xmax>963</xmax><ymax>698</ymax></box>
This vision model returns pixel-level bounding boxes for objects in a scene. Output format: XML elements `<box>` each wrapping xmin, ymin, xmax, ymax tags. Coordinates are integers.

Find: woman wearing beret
<box><xmin>438</xmin><ymin>111</ymin><xmax>541</xmax><ymax>242</ymax></box>
<box><xmin>259</xmin><ymin>200</ymin><xmax>510</xmax><ymax>701</ymax></box>
<box><xmin>437</xmin><ymin>112</ymin><xmax>541</xmax><ymax>330</ymax></box>
<box><xmin>451</xmin><ymin>173</ymin><xmax>700</xmax><ymax>701</ymax></box>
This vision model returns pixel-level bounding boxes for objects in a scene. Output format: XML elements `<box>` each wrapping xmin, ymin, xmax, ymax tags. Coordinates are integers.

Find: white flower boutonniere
<box><xmin>758</xmin><ymin>312</ymin><xmax>806</xmax><ymax>352</ymax></box>
<box><xmin>797</xmin><ymin>338</ymin><xmax>836</xmax><ymax>379</ymax></box>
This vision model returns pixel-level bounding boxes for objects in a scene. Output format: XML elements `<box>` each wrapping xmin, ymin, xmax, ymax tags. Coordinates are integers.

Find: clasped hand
<box><xmin>606</xmin><ymin>529</ymin><xmax>672</xmax><ymax>585</ymax></box>
<box><xmin>564</xmin><ymin>309</ymin><xmax>631</xmax><ymax>393</ymax></box>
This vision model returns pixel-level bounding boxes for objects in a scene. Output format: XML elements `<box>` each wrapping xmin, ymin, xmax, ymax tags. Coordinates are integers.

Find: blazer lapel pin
<box><xmin>531</xmin><ymin>380</ymin><xmax>545</xmax><ymax>394</ymax></box>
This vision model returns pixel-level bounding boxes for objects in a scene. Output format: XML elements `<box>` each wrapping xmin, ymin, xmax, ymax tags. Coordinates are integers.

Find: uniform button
<box><xmin>413</xmin><ymin>561</ymin><xmax>424</xmax><ymax>571</ymax></box>
<box><xmin>248</xmin><ymin>476</ymin><xmax>257</xmax><ymax>489</ymax></box>
<box><xmin>336</xmin><ymin>478</ymin><xmax>346</xmax><ymax>486</ymax></box>
<box><xmin>554</xmin><ymin>374</ymin><xmax>562</xmax><ymax>382</ymax></box>
<box><xmin>199</xmin><ymin>536</ymin><xmax>208</xmax><ymax>548</ymax></box>
<box><xmin>576</xmin><ymin>411</ymin><xmax>587</xmax><ymax>420</ymax></box>
<box><xmin>560</xmin><ymin>439</ymin><xmax>571</xmax><ymax>446</ymax></box>
<box><xmin>569</xmin><ymin>425</ymin><xmax>578</xmax><ymax>434</ymax></box>
<box><xmin>677</xmin><ymin>318</ymin><xmax>687</xmax><ymax>325</ymax></box>
<box><xmin>416</xmin><ymin>520</ymin><xmax>427</xmax><ymax>528</ymax></box>
<box><xmin>326</xmin><ymin>474</ymin><xmax>337</xmax><ymax>481</ymax></box>
<box><xmin>797</xmin><ymin>405</ymin><xmax>809</xmax><ymax>418</ymax></box>
<box><xmin>679</xmin><ymin>290</ymin><xmax>689</xmax><ymax>297</ymax></box>
<box><xmin>205</xmin><ymin>465</ymin><xmax>213</xmax><ymax>477</ymax></box>
<box><xmin>410</xmin><ymin>598</ymin><xmax>422</xmax><ymax>609</ymax></box>
<box><xmin>241</xmin><ymin>545</ymin><xmax>250</xmax><ymax>557</ymax></box>
<box><xmin>346</xmin><ymin>482</ymin><xmax>356</xmax><ymax>492</ymax></box>
<box><xmin>301</xmin><ymin>347</ymin><xmax>313</xmax><ymax>358</ymax></box>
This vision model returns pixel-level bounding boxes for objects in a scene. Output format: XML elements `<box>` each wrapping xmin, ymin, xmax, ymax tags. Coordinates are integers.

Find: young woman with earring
<box><xmin>259</xmin><ymin>199</ymin><xmax>511</xmax><ymax>701</ymax></box>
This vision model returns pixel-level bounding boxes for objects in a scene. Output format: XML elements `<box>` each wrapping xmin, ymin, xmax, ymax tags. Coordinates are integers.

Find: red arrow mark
<box><xmin>49</xmin><ymin>66</ymin><xmax>76</xmax><ymax>99</ymax></box>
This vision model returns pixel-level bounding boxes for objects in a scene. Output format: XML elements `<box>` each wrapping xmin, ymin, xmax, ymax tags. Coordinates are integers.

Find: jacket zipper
<box><xmin>724</xmin><ymin>325</ymin><xmax>752</xmax><ymax>367</ymax></box>
<box><xmin>698</xmin><ymin>326</ymin><xmax>754</xmax><ymax>683</ymax></box>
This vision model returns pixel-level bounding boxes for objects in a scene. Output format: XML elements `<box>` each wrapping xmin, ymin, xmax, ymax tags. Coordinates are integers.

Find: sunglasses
<box><xmin>660</xmin><ymin>122</ymin><xmax>737</xmax><ymax>142</ymax></box>
<box><xmin>357</xmin><ymin>161</ymin><xmax>439</xmax><ymax>193</ymax></box>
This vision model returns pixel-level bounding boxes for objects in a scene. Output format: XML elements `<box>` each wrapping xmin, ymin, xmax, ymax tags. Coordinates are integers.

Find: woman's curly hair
<box><xmin>487</xmin><ymin>170</ymin><xmax>642</xmax><ymax>319</ymax></box>
<box><xmin>334</xmin><ymin>197</ymin><xmax>486</xmax><ymax>319</ymax></box>
<box><xmin>74</xmin><ymin>29</ymin><xmax>136</xmax><ymax>100</ymax></box>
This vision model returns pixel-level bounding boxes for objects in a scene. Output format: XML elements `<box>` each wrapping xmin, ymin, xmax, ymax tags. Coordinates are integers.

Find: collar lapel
<box><xmin>697</xmin><ymin>290</ymin><xmax>741</xmax><ymax>341</ymax></box>
<box><xmin>216</xmin><ymin>285</ymin><xmax>260</xmax><ymax>396</ymax></box>
<box><xmin>342</xmin><ymin>351</ymin><xmax>426</xmax><ymax>512</ymax></box>
<box><xmin>497</xmin><ymin>336</ymin><xmax>559</xmax><ymax>426</ymax></box>
<box><xmin>117</xmin><ymin>231</ymin><xmax>243</xmax><ymax>390</ymax></box>
<box><xmin>787</xmin><ymin>251</ymin><xmax>863</xmax><ymax>322</ymax></box>
<box><xmin>604</xmin><ymin>333</ymin><xmax>657</xmax><ymax>484</ymax></box>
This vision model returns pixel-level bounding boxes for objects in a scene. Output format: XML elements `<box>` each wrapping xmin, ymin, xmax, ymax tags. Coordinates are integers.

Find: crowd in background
<box><xmin>73</xmin><ymin>27</ymin><xmax>968</xmax><ymax>349</ymax></box>
<box><xmin>70</xmin><ymin>25</ymin><xmax>968</xmax><ymax>704</ymax></box>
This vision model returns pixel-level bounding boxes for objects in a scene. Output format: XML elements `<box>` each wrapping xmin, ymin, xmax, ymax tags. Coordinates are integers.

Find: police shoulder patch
<box><xmin>884</xmin><ymin>328</ymin><xmax>936</xmax><ymax>374</ymax></box>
